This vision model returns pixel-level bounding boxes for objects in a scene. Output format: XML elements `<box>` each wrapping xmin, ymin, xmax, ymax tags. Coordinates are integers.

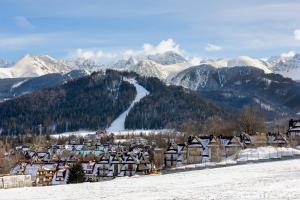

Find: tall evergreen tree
<box><xmin>67</xmin><ymin>162</ymin><xmax>85</xmax><ymax>184</ymax></box>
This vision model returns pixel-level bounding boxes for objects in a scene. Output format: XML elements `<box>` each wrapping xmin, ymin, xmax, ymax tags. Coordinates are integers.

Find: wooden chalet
<box><xmin>136</xmin><ymin>152</ymin><xmax>151</xmax><ymax>174</ymax></box>
<box><xmin>109</xmin><ymin>154</ymin><xmax>122</xmax><ymax>177</ymax></box>
<box><xmin>287</xmin><ymin>119</ymin><xmax>300</xmax><ymax>147</ymax></box>
<box><xmin>220</xmin><ymin>136</ymin><xmax>243</xmax><ymax>157</ymax></box>
<box><xmin>121</xmin><ymin>154</ymin><xmax>138</xmax><ymax>176</ymax></box>
<box><xmin>207</xmin><ymin>136</ymin><xmax>221</xmax><ymax>162</ymax></box>
<box><xmin>35</xmin><ymin>164</ymin><xmax>57</xmax><ymax>186</ymax></box>
<box><xmin>187</xmin><ymin>136</ymin><xmax>203</xmax><ymax>164</ymax></box>
<box><xmin>96</xmin><ymin>154</ymin><xmax>111</xmax><ymax>178</ymax></box>
<box><xmin>267</xmin><ymin>132</ymin><xmax>288</xmax><ymax>147</ymax></box>
<box><xmin>81</xmin><ymin>161</ymin><xmax>96</xmax><ymax>181</ymax></box>
<box><xmin>164</xmin><ymin>142</ymin><xmax>186</xmax><ymax>168</ymax></box>
<box><xmin>52</xmin><ymin>168</ymin><xmax>69</xmax><ymax>185</ymax></box>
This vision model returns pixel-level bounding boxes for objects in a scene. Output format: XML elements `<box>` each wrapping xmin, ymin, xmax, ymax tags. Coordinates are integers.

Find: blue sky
<box><xmin>1</xmin><ymin>0</ymin><xmax>300</xmax><ymax>61</ymax></box>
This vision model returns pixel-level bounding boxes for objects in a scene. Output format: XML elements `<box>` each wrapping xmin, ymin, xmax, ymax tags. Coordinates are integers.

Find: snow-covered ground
<box><xmin>50</xmin><ymin>130</ymin><xmax>96</xmax><ymax>138</ymax></box>
<box><xmin>169</xmin><ymin>146</ymin><xmax>300</xmax><ymax>171</ymax></box>
<box><xmin>106</xmin><ymin>79</ymin><xmax>149</xmax><ymax>133</ymax></box>
<box><xmin>50</xmin><ymin>129</ymin><xmax>174</xmax><ymax>138</ymax></box>
<box><xmin>236</xmin><ymin>146</ymin><xmax>300</xmax><ymax>162</ymax></box>
<box><xmin>1</xmin><ymin>159</ymin><xmax>300</xmax><ymax>200</ymax></box>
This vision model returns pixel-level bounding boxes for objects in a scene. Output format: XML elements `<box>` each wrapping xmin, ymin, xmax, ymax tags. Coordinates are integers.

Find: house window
<box><xmin>128</xmin><ymin>164</ymin><xmax>133</xmax><ymax>171</ymax></box>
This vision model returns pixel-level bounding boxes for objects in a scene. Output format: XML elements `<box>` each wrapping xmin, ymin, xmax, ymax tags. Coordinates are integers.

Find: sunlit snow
<box><xmin>1</xmin><ymin>160</ymin><xmax>300</xmax><ymax>200</ymax></box>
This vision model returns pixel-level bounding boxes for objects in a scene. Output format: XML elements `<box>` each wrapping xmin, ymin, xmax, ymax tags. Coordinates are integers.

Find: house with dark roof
<box><xmin>164</xmin><ymin>142</ymin><xmax>186</xmax><ymax>168</ymax></box>
<box><xmin>287</xmin><ymin>119</ymin><xmax>300</xmax><ymax>147</ymax></box>
<box><xmin>96</xmin><ymin>154</ymin><xmax>111</xmax><ymax>178</ymax></box>
<box><xmin>136</xmin><ymin>151</ymin><xmax>151</xmax><ymax>174</ymax></box>
<box><xmin>121</xmin><ymin>154</ymin><xmax>138</xmax><ymax>176</ymax></box>
<box><xmin>187</xmin><ymin>136</ymin><xmax>203</xmax><ymax>164</ymax></box>
<box><xmin>267</xmin><ymin>132</ymin><xmax>288</xmax><ymax>147</ymax></box>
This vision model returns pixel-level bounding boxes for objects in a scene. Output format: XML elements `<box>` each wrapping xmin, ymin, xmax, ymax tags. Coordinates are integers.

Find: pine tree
<box><xmin>67</xmin><ymin>162</ymin><xmax>85</xmax><ymax>184</ymax></box>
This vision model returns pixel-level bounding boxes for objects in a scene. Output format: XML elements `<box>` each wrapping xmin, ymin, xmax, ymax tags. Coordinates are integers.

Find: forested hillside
<box><xmin>125</xmin><ymin>77</ymin><xmax>225</xmax><ymax>129</ymax></box>
<box><xmin>0</xmin><ymin>71</ymin><xmax>136</xmax><ymax>135</ymax></box>
<box><xmin>171</xmin><ymin>65</ymin><xmax>300</xmax><ymax>119</ymax></box>
<box><xmin>0</xmin><ymin>70</ymin><xmax>227</xmax><ymax>135</ymax></box>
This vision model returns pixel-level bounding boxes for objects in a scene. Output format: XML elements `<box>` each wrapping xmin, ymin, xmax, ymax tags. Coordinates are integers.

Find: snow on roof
<box><xmin>24</xmin><ymin>164</ymin><xmax>40</xmax><ymax>178</ymax></box>
<box><xmin>289</xmin><ymin>127</ymin><xmax>300</xmax><ymax>131</ymax></box>
<box><xmin>220</xmin><ymin>139</ymin><xmax>230</xmax><ymax>146</ymax></box>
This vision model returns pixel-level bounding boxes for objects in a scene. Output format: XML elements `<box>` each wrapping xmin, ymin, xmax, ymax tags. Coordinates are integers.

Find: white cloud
<box><xmin>205</xmin><ymin>43</ymin><xmax>222</xmax><ymax>52</ymax></box>
<box><xmin>190</xmin><ymin>57</ymin><xmax>202</xmax><ymax>65</ymax></box>
<box><xmin>123</xmin><ymin>38</ymin><xmax>183</xmax><ymax>59</ymax></box>
<box><xmin>70</xmin><ymin>38</ymin><xmax>185</xmax><ymax>62</ymax></box>
<box><xmin>281</xmin><ymin>50</ymin><xmax>296</xmax><ymax>58</ymax></box>
<box><xmin>294</xmin><ymin>29</ymin><xmax>300</xmax><ymax>41</ymax></box>
<box><xmin>14</xmin><ymin>16</ymin><xmax>34</xmax><ymax>30</ymax></box>
<box><xmin>71</xmin><ymin>48</ymin><xmax>117</xmax><ymax>62</ymax></box>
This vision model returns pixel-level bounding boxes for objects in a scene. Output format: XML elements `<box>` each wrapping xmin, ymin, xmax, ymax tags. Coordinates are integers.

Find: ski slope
<box><xmin>1</xmin><ymin>159</ymin><xmax>300</xmax><ymax>200</ymax></box>
<box><xmin>106</xmin><ymin>79</ymin><xmax>149</xmax><ymax>133</ymax></box>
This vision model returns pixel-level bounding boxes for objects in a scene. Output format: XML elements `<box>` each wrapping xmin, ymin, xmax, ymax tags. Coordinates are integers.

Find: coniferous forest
<box><xmin>0</xmin><ymin>71</ymin><xmax>136</xmax><ymax>135</ymax></box>
<box><xmin>0</xmin><ymin>70</ymin><xmax>226</xmax><ymax>135</ymax></box>
<box><xmin>125</xmin><ymin>76</ymin><xmax>225</xmax><ymax>129</ymax></box>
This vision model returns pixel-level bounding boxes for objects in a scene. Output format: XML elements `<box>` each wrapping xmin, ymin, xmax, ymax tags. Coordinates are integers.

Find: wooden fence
<box><xmin>0</xmin><ymin>175</ymin><xmax>32</xmax><ymax>189</ymax></box>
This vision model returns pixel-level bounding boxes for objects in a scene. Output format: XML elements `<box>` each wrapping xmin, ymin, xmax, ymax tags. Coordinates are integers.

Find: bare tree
<box><xmin>238</xmin><ymin>106</ymin><xmax>266</xmax><ymax>135</ymax></box>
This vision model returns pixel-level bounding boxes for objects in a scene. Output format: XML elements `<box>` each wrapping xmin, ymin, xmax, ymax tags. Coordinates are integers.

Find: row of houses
<box><xmin>8</xmin><ymin>120</ymin><xmax>298</xmax><ymax>186</ymax></box>
<box><xmin>164</xmin><ymin>132</ymin><xmax>289</xmax><ymax>168</ymax></box>
<box><xmin>11</xmin><ymin>144</ymin><xmax>153</xmax><ymax>186</ymax></box>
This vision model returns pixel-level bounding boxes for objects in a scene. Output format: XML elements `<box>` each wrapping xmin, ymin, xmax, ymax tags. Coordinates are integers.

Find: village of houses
<box><xmin>1</xmin><ymin>119</ymin><xmax>300</xmax><ymax>189</ymax></box>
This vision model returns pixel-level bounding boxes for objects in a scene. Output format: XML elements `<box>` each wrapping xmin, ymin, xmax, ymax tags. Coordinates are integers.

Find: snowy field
<box><xmin>1</xmin><ymin>159</ymin><xmax>300</xmax><ymax>200</ymax></box>
<box><xmin>50</xmin><ymin>129</ymin><xmax>174</xmax><ymax>139</ymax></box>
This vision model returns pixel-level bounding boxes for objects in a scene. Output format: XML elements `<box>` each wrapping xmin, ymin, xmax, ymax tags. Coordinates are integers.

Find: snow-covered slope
<box><xmin>109</xmin><ymin>51</ymin><xmax>191</xmax><ymax>79</ymax></box>
<box><xmin>61</xmin><ymin>58</ymin><xmax>104</xmax><ymax>72</ymax></box>
<box><xmin>106</xmin><ymin>79</ymin><xmax>149</xmax><ymax>133</ymax></box>
<box><xmin>147</xmin><ymin>51</ymin><xmax>187</xmax><ymax>65</ymax></box>
<box><xmin>268</xmin><ymin>53</ymin><xmax>300</xmax><ymax>80</ymax></box>
<box><xmin>170</xmin><ymin>64</ymin><xmax>214</xmax><ymax>90</ymax></box>
<box><xmin>128</xmin><ymin>60</ymin><xmax>168</xmax><ymax>78</ymax></box>
<box><xmin>1</xmin><ymin>159</ymin><xmax>300</xmax><ymax>200</ymax></box>
<box><xmin>201</xmin><ymin>56</ymin><xmax>272</xmax><ymax>73</ymax></box>
<box><xmin>111</xmin><ymin>57</ymin><xmax>137</xmax><ymax>69</ymax></box>
<box><xmin>0</xmin><ymin>55</ymin><xmax>71</xmax><ymax>79</ymax></box>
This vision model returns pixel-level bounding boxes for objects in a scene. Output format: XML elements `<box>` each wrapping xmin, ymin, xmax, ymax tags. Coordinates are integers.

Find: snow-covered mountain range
<box><xmin>0</xmin><ymin>51</ymin><xmax>300</xmax><ymax>81</ymax></box>
<box><xmin>200</xmin><ymin>56</ymin><xmax>272</xmax><ymax>74</ymax></box>
<box><xmin>268</xmin><ymin>53</ymin><xmax>300</xmax><ymax>81</ymax></box>
<box><xmin>170</xmin><ymin>64</ymin><xmax>300</xmax><ymax>118</ymax></box>
<box><xmin>0</xmin><ymin>55</ymin><xmax>70</xmax><ymax>79</ymax></box>
<box><xmin>110</xmin><ymin>51</ymin><xmax>191</xmax><ymax>79</ymax></box>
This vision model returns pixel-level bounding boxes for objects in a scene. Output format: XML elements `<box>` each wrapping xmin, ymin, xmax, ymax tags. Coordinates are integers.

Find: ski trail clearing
<box><xmin>106</xmin><ymin>79</ymin><xmax>149</xmax><ymax>133</ymax></box>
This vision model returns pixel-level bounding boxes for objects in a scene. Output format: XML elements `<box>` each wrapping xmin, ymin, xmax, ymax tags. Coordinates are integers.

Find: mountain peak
<box><xmin>200</xmin><ymin>56</ymin><xmax>272</xmax><ymax>74</ymax></box>
<box><xmin>147</xmin><ymin>51</ymin><xmax>187</xmax><ymax>65</ymax></box>
<box><xmin>0</xmin><ymin>54</ymin><xmax>71</xmax><ymax>79</ymax></box>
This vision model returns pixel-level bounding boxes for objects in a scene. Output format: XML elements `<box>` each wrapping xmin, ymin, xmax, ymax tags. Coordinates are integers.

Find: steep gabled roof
<box><xmin>165</xmin><ymin>142</ymin><xmax>179</xmax><ymax>154</ymax></box>
<box><xmin>207</xmin><ymin>136</ymin><xmax>219</xmax><ymax>146</ymax></box>
<box><xmin>188</xmin><ymin>136</ymin><xmax>203</xmax><ymax>148</ymax></box>
<box><xmin>226</xmin><ymin>136</ymin><xmax>243</xmax><ymax>147</ymax></box>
